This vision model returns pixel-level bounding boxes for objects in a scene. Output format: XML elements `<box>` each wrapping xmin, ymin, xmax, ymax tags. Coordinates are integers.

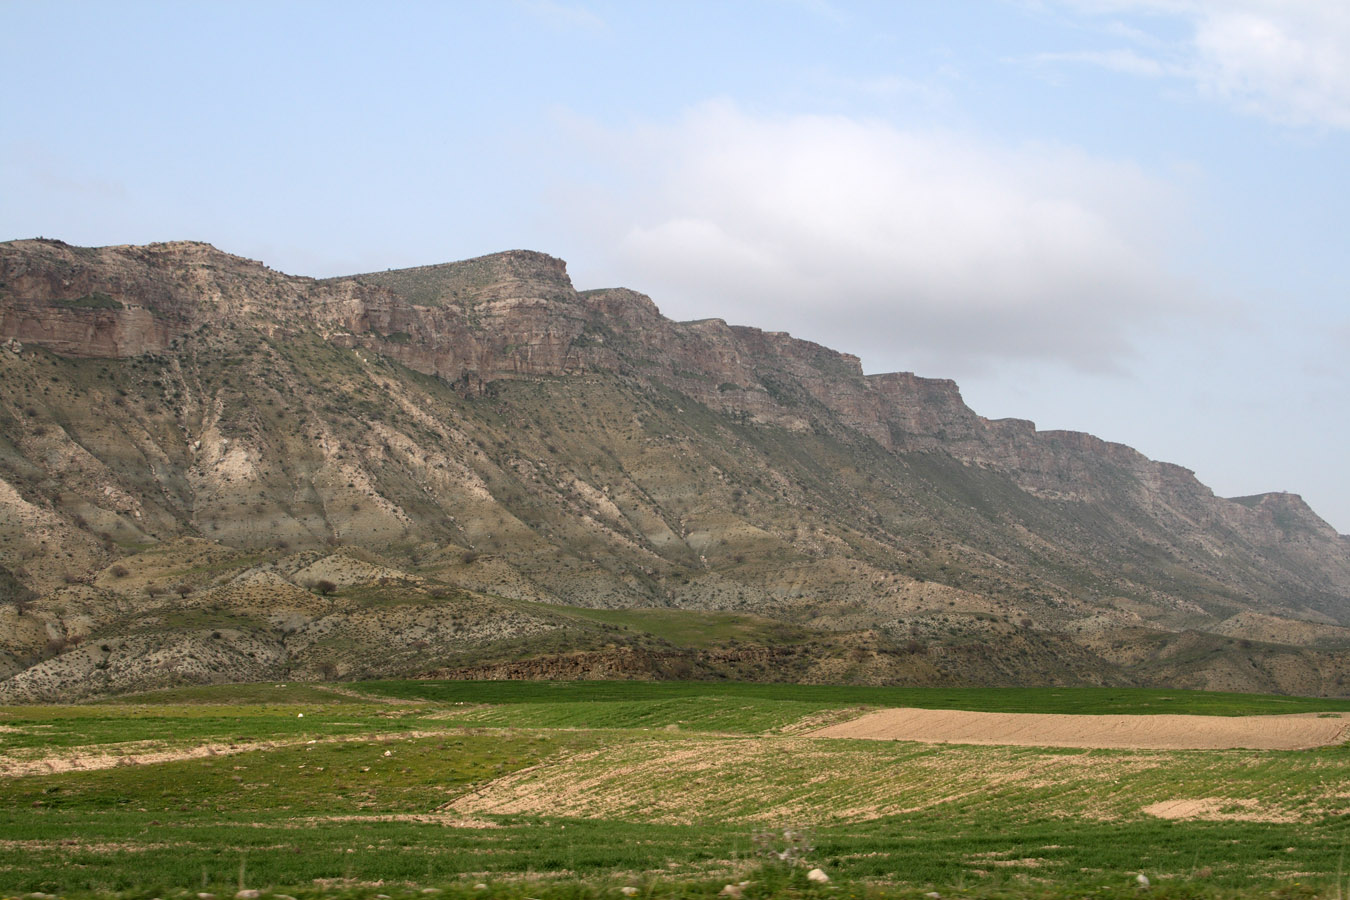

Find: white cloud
<box><xmin>1032</xmin><ymin>48</ymin><xmax>1174</xmax><ymax>78</ymax></box>
<box><xmin>1192</xmin><ymin>5</ymin><xmax>1350</xmax><ymax>128</ymax></box>
<box><xmin>520</xmin><ymin>0</ymin><xmax>607</xmax><ymax>35</ymax></box>
<box><xmin>1045</xmin><ymin>1</ymin><xmax>1350</xmax><ymax>129</ymax></box>
<box><xmin>565</xmin><ymin>101</ymin><xmax>1190</xmax><ymax>375</ymax></box>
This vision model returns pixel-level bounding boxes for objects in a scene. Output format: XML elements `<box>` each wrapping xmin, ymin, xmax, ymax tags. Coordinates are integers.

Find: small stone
<box><xmin>806</xmin><ymin>869</ymin><xmax>829</xmax><ymax>884</ymax></box>
<box><xmin>198</xmin><ymin>894</ymin><xmax>216</xmax><ymax>900</ymax></box>
<box><xmin>926</xmin><ymin>893</ymin><xmax>941</xmax><ymax>899</ymax></box>
<box><xmin>621</xmin><ymin>889</ymin><xmax>640</xmax><ymax>897</ymax></box>
<box><xmin>235</xmin><ymin>890</ymin><xmax>261</xmax><ymax>899</ymax></box>
<box><xmin>1136</xmin><ymin>874</ymin><xmax>1150</xmax><ymax>889</ymax></box>
<box><xmin>384</xmin><ymin>750</ymin><xmax>393</xmax><ymax>757</ymax></box>
<box><xmin>473</xmin><ymin>886</ymin><xmax>488</xmax><ymax>892</ymax></box>
<box><xmin>719</xmin><ymin>886</ymin><xmax>741</xmax><ymax>898</ymax></box>
<box><xmin>297</xmin><ymin>713</ymin><xmax>303</xmax><ymax>718</ymax></box>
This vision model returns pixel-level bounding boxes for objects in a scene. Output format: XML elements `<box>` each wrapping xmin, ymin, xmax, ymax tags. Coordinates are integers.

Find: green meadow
<box><xmin>1</xmin><ymin>682</ymin><xmax>1347</xmax><ymax>900</ymax></box>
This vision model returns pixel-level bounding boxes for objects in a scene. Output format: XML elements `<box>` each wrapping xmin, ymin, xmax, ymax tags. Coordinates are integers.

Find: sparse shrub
<box><xmin>109</xmin><ymin>564</ymin><xmax>130</xmax><ymax>578</ymax></box>
<box><xmin>175</xmin><ymin>583</ymin><xmax>192</xmax><ymax>598</ymax></box>
<box><xmin>313</xmin><ymin>579</ymin><xmax>337</xmax><ymax>596</ymax></box>
<box><xmin>461</xmin><ymin>550</ymin><xmax>480</xmax><ymax>564</ymax></box>
<box><xmin>145</xmin><ymin>584</ymin><xmax>164</xmax><ymax>598</ymax></box>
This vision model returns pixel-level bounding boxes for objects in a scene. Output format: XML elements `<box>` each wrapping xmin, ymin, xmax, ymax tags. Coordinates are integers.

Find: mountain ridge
<box><xmin>1</xmin><ymin>237</ymin><xmax>1347</xmax><ymax>700</ymax></box>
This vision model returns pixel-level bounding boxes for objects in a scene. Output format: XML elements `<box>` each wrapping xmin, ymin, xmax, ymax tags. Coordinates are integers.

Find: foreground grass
<box><xmin>0</xmin><ymin>868</ymin><xmax>1339</xmax><ymax>900</ymax></box>
<box><xmin>1</xmin><ymin>682</ymin><xmax>1347</xmax><ymax>897</ymax></box>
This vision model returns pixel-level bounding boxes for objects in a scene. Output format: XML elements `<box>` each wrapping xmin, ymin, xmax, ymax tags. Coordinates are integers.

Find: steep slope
<box><xmin>1</xmin><ymin>238</ymin><xmax>1347</xmax><ymax>699</ymax></box>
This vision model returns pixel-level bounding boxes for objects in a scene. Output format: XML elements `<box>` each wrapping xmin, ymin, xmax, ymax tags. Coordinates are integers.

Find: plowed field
<box><xmin>810</xmin><ymin>707</ymin><xmax>1349</xmax><ymax>749</ymax></box>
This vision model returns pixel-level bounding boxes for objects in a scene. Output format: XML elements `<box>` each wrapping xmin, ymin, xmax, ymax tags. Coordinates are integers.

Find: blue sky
<box><xmin>3</xmin><ymin>0</ymin><xmax>1348</xmax><ymax>531</ymax></box>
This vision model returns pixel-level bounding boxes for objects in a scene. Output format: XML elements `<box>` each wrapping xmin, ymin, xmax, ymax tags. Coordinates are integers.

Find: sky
<box><xmin>2</xmin><ymin>0</ymin><xmax>1348</xmax><ymax>532</ymax></box>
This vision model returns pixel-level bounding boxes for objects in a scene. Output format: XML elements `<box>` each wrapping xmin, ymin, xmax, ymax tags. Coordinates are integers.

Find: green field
<box><xmin>1</xmin><ymin>682</ymin><xmax>1347</xmax><ymax>900</ymax></box>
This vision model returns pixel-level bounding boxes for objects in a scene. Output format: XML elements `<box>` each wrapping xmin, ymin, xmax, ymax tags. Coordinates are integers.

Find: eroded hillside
<box><xmin>1</xmin><ymin>238</ymin><xmax>1348</xmax><ymax>699</ymax></box>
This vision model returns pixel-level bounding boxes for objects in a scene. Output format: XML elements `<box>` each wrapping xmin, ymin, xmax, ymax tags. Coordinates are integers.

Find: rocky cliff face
<box><xmin>2</xmin><ymin>238</ymin><xmax>1348</xmax><ymax>699</ymax></box>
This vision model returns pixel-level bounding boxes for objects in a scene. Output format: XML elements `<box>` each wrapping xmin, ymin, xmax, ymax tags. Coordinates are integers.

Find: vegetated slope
<box><xmin>0</xmin><ymin>238</ymin><xmax>1348</xmax><ymax>699</ymax></box>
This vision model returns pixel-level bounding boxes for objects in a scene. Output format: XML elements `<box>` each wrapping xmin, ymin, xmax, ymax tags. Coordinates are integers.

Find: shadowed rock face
<box><xmin>1</xmin><ymin>237</ymin><xmax>1348</xmax><ymax>700</ymax></box>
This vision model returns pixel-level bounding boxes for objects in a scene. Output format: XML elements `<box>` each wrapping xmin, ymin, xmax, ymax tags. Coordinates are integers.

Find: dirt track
<box><xmin>809</xmin><ymin>707</ymin><xmax>1350</xmax><ymax>750</ymax></box>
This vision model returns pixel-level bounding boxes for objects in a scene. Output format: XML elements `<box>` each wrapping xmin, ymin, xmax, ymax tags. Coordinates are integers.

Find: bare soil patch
<box><xmin>809</xmin><ymin>707</ymin><xmax>1349</xmax><ymax>750</ymax></box>
<box><xmin>305</xmin><ymin>813</ymin><xmax>501</xmax><ymax>828</ymax></box>
<box><xmin>0</xmin><ymin>729</ymin><xmax>457</xmax><ymax>778</ymax></box>
<box><xmin>443</xmin><ymin>736</ymin><xmax>1180</xmax><ymax>825</ymax></box>
<box><xmin>0</xmin><ymin>740</ymin><xmax>281</xmax><ymax>777</ymax></box>
<box><xmin>1141</xmin><ymin>798</ymin><xmax>1298</xmax><ymax>823</ymax></box>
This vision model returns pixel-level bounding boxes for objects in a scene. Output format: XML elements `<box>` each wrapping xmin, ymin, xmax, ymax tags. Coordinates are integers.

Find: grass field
<box><xmin>1</xmin><ymin>682</ymin><xmax>1347</xmax><ymax>900</ymax></box>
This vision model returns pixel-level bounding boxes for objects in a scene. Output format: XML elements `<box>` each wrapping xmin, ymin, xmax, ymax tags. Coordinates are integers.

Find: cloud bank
<box><xmin>1049</xmin><ymin>1</ymin><xmax>1350</xmax><ymax>129</ymax></box>
<box><xmin>570</xmin><ymin>102</ymin><xmax>1187</xmax><ymax>375</ymax></box>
